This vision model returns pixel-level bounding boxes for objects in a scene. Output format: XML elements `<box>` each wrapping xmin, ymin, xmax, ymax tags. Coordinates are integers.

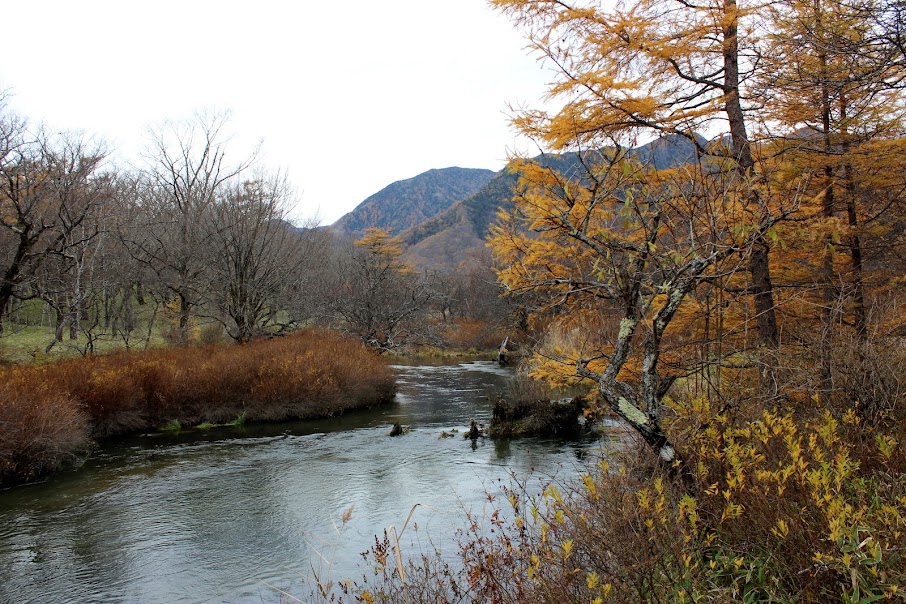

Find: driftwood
<box><xmin>497</xmin><ymin>337</ymin><xmax>509</xmax><ymax>366</ymax></box>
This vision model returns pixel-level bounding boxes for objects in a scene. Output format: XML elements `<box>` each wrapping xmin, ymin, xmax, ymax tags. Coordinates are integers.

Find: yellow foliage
<box><xmin>355</xmin><ymin>227</ymin><xmax>405</xmax><ymax>258</ymax></box>
<box><xmin>682</xmin><ymin>407</ymin><xmax>906</xmax><ymax>600</ymax></box>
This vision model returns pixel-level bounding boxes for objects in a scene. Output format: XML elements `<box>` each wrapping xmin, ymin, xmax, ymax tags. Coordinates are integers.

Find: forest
<box><xmin>0</xmin><ymin>105</ymin><xmax>513</xmax><ymax>360</ymax></box>
<box><xmin>2</xmin><ymin>0</ymin><xmax>906</xmax><ymax>600</ymax></box>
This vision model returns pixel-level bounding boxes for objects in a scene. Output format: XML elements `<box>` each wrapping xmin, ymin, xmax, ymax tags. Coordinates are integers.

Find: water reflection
<box><xmin>0</xmin><ymin>361</ymin><xmax>603</xmax><ymax>603</ymax></box>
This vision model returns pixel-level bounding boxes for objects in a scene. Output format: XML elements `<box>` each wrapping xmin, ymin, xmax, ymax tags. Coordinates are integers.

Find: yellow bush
<box><xmin>687</xmin><ymin>408</ymin><xmax>905</xmax><ymax>602</ymax></box>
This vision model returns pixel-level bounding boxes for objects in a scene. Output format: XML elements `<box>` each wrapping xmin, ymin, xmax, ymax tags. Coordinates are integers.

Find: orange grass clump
<box><xmin>0</xmin><ymin>329</ymin><xmax>396</xmax><ymax>486</ymax></box>
<box><xmin>0</xmin><ymin>375</ymin><xmax>91</xmax><ymax>484</ymax></box>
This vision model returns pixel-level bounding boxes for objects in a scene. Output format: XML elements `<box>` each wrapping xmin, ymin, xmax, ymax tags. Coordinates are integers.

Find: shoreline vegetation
<box><xmin>336</xmin><ymin>401</ymin><xmax>906</xmax><ymax>604</ymax></box>
<box><xmin>0</xmin><ymin>328</ymin><xmax>396</xmax><ymax>487</ymax></box>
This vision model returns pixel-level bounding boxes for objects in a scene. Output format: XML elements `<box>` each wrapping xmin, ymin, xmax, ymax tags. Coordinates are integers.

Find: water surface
<box><xmin>0</xmin><ymin>361</ymin><xmax>606</xmax><ymax>603</ymax></box>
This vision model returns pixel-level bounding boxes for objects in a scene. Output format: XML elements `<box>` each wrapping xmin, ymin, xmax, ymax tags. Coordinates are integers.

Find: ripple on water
<box><xmin>0</xmin><ymin>361</ymin><xmax>604</xmax><ymax>604</ymax></box>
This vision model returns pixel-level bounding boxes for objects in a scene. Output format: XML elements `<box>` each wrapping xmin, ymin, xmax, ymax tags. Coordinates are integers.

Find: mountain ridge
<box><xmin>400</xmin><ymin>134</ymin><xmax>706</xmax><ymax>270</ymax></box>
<box><xmin>331</xmin><ymin>134</ymin><xmax>707</xmax><ymax>270</ymax></box>
<box><xmin>329</xmin><ymin>166</ymin><xmax>495</xmax><ymax>237</ymax></box>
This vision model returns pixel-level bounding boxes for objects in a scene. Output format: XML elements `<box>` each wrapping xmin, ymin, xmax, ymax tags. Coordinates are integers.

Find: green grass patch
<box><xmin>160</xmin><ymin>419</ymin><xmax>182</xmax><ymax>432</ymax></box>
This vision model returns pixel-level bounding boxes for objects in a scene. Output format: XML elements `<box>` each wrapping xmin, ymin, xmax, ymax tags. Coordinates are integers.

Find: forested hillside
<box><xmin>400</xmin><ymin>134</ymin><xmax>704</xmax><ymax>269</ymax></box>
<box><xmin>329</xmin><ymin>167</ymin><xmax>494</xmax><ymax>238</ymax></box>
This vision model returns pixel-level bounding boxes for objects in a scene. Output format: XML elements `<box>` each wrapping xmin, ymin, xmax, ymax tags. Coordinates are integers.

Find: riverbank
<box><xmin>340</xmin><ymin>400</ymin><xmax>906</xmax><ymax>604</ymax></box>
<box><xmin>0</xmin><ymin>360</ymin><xmax>600</xmax><ymax>603</ymax></box>
<box><xmin>0</xmin><ymin>329</ymin><xmax>396</xmax><ymax>487</ymax></box>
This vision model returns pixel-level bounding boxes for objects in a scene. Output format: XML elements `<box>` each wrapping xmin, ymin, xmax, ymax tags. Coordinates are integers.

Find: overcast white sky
<box><xmin>2</xmin><ymin>0</ymin><xmax>553</xmax><ymax>226</ymax></box>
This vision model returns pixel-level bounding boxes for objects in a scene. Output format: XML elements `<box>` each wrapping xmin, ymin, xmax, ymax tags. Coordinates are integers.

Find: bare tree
<box><xmin>327</xmin><ymin>229</ymin><xmax>434</xmax><ymax>352</ymax></box>
<box><xmin>0</xmin><ymin>99</ymin><xmax>109</xmax><ymax>336</ymax></box>
<box><xmin>127</xmin><ymin>111</ymin><xmax>255</xmax><ymax>343</ymax></box>
<box><xmin>206</xmin><ymin>171</ymin><xmax>319</xmax><ymax>342</ymax></box>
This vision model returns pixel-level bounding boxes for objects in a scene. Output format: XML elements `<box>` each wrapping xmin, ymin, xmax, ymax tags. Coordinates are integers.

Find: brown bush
<box><xmin>0</xmin><ymin>372</ymin><xmax>91</xmax><ymax>485</ymax></box>
<box><xmin>437</xmin><ymin>319</ymin><xmax>508</xmax><ymax>351</ymax></box>
<box><xmin>0</xmin><ymin>329</ymin><xmax>396</xmax><ymax>485</ymax></box>
<box><xmin>61</xmin><ymin>329</ymin><xmax>396</xmax><ymax>432</ymax></box>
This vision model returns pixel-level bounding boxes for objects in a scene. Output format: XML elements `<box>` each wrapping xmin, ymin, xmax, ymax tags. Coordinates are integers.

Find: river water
<box><xmin>0</xmin><ymin>361</ymin><xmax>607</xmax><ymax>603</ymax></box>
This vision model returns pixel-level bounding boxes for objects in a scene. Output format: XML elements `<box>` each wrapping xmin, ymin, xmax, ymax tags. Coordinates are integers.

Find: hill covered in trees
<box><xmin>329</xmin><ymin>167</ymin><xmax>494</xmax><ymax>238</ymax></box>
<box><xmin>327</xmin><ymin>135</ymin><xmax>706</xmax><ymax>270</ymax></box>
<box><xmin>398</xmin><ymin>134</ymin><xmax>705</xmax><ymax>269</ymax></box>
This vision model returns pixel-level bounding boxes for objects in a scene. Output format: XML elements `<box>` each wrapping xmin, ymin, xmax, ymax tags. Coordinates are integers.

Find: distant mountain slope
<box><xmin>401</xmin><ymin>134</ymin><xmax>705</xmax><ymax>270</ymax></box>
<box><xmin>330</xmin><ymin>167</ymin><xmax>495</xmax><ymax>237</ymax></box>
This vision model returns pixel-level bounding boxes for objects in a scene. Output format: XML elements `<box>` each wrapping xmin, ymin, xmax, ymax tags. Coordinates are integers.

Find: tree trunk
<box><xmin>845</xmin><ymin>189</ymin><xmax>867</xmax><ymax>339</ymax></box>
<box><xmin>124</xmin><ymin>285</ymin><xmax>135</xmax><ymax>333</ymax></box>
<box><xmin>749</xmin><ymin>238</ymin><xmax>780</xmax><ymax>348</ymax></box>
<box><xmin>599</xmin><ymin>386</ymin><xmax>677</xmax><ymax>463</ymax></box>
<box><xmin>819</xmin><ymin>161</ymin><xmax>836</xmax><ymax>404</ymax></box>
<box><xmin>178</xmin><ymin>292</ymin><xmax>191</xmax><ymax>344</ymax></box>
<box><xmin>69</xmin><ymin>305</ymin><xmax>79</xmax><ymax>341</ymax></box>
<box><xmin>817</xmin><ymin>20</ymin><xmax>836</xmax><ymax>405</ymax></box>
<box><xmin>0</xmin><ymin>231</ymin><xmax>32</xmax><ymax>337</ymax></box>
<box><xmin>45</xmin><ymin>307</ymin><xmax>66</xmax><ymax>354</ymax></box>
<box><xmin>723</xmin><ymin>0</ymin><xmax>780</xmax><ymax>352</ymax></box>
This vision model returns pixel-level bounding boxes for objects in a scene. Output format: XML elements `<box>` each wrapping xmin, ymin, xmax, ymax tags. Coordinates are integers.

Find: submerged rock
<box><xmin>465</xmin><ymin>419</ymin><xmax>485</xmax><ymax>440</ymax></box>
<box><xmin>388</xmin><ymin>422</ymin><xmax>410</xmax><ymax>437</ymax></box>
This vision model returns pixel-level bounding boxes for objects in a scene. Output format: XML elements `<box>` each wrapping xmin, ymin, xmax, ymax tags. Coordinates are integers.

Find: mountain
<box><xmin>398</xmin><ymin>167</ymin><xmax>519</xmax><ymax>270</ymax></box>
<box><xmin>329</xmin><ymin>167</ymin><xmax>495</xmax><ymax>237</ymax></box>
<box><xmin>401</xmin><ymin>134</ymin><xmax>705</xmax><ymax>270</ymax></box>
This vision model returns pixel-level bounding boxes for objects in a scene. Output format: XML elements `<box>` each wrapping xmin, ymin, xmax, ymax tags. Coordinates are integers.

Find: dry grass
<box><xmin>0</xmin><ymin>376</ymin><xmax>91</xmax><ymax>484</ymax></box>
<box><xmin>0</xmin><ymin>329</ymin><xmax>396</xmax><ymax>486</ymax></box>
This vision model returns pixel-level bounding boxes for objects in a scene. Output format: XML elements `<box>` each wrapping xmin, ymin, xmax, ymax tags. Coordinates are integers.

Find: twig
<box><xmin>262</xmin><ymin>581</ymin><xmax>307</xmax><ymax>604</ymax></box>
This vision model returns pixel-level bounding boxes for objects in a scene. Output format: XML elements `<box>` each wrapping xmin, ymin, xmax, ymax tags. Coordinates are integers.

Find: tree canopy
<box><xmin>490</xmin><ymin>0</ymin><xmax>906</xmax><ymax>457</ymax></box>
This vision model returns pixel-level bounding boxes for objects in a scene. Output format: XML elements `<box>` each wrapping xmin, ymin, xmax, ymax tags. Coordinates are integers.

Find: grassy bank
<box><xmin>0</xmin><ymin>329</ymin><xmax>396</xmax><ymax>486</ymax></box>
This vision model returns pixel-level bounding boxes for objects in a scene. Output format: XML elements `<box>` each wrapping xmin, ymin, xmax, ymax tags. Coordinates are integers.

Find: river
<box><xmin>0</xmin><ymin>360</ymin><xmax>608</xmax><ymax>603</ymax></box>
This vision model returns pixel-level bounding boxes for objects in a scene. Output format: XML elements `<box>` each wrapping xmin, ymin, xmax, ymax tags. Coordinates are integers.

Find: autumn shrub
<box><xmin>829</xmin><ymin>335</ymin><xmax>906</xmax><ymax>430</ymax></box>
<box><xmin>249</xmin><ymin>334</ymin><xmax>387</xmax><ymax>418</ymax></box>
<box><xmin>495</xmin><ymin>406</ymin><xmax>905</xmax><ymax>604</ymax></box>
<box><xmin>437</xmin><ymin>319</ymin><xmax>508</xmax><ymax>352</ymax></box>
<box><xmin>0</xmin><ymin>329</ymin><xmax>396</xmax><ymax>485</ymax></box>
<box><xmin>0</xmin><ymin>371</ymin><xmax>91</xmax><ymax>485</ymax></box>
<box><xmin>132</xmin><ymin>329</ymin><xmax>391</xmax><ymax>429</ymax></box>
<box><xmin>768</xmin><ymin>304</ymin><xmax>906</xmax><ymax>434</ymax></box>
<box><xmin>49</xmin><ymin>356</ymin><xmax>149</xmax><ymax>436</ymax></box>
